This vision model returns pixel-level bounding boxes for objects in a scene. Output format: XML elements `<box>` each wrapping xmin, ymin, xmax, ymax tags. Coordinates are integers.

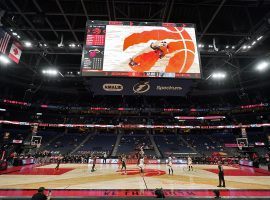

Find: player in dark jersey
<box><xmin>91</xmin><ymin>155</ymin><xmax>97</xmax><ymax>172</ymax></box>
<box><xmin>55</xmin><ymin>155</ymin><xmax>61</xmax><ymax>170</ymax></box>
<box><xmin>217</xmin><ymin>161</ymin><xmax>225</xmax><ymax>187</ymax></box>
<box><xmin>121</xmin><ymin>154</ymin><xmax>127</xmax><ymax>174</ymax></box>
<box><xmin>118</xmin><ymin>155</ymin><xmax>122</xmax><ymax>169</ymax></box>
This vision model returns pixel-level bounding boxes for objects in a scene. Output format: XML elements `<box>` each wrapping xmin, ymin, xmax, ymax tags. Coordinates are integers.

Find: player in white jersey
<box><xmin>167</xmin><ymin>156</ymin><xmax>173</xmax><ymax>175</ymax></box>
<box><xmin>139</xmin><ymin>147</ymin><xmax>144</xmax><ymax>157</ymax></box>
<box><xmin>187</xmin><ymin>156</ymin><xmax>193</xmax><ymax>171</ymax></box>
<box><xmin>138</xmin><ymin>157</ymin><xmax>145</xmax><ymax>174</ymax></box>
<box><xmin>137</xmin><ymin>146</ymin><xmax>144</xmax><ymax>165</ymax></box>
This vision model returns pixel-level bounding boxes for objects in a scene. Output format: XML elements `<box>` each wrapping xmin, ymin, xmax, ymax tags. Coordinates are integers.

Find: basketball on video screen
<box><xmin>103</xmin><ymin>25</ymin><xmax>200</xmax><ymax>74</ymax></box>
<box><xmin>122</xmin><ymin>27</ymin><xmax>196</xmax><ymax>73</ymax></box>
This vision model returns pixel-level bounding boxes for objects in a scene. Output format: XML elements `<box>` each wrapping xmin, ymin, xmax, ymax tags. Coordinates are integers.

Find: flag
<box><xmin>0</xmin><ymin>28</ymin><xmax>11</xmax><ymax>54</ymax></box>
<box><xmin>8</xmin><ymin>43</ymin><xmax>22</xmax><ymax>64</ymax></box>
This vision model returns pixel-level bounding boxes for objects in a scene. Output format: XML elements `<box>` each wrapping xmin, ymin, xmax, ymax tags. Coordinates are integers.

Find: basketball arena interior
<box><xmin>0</xmin><ymin>0</ymin><xmax>270</xmax><ymax>199</ymax></box>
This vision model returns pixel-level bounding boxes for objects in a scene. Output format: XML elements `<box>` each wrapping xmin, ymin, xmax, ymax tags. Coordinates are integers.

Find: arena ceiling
<box><xmin>0</xmin><ymin>0</ymin><xmax>270</xmax><ymax>99</ymax></box>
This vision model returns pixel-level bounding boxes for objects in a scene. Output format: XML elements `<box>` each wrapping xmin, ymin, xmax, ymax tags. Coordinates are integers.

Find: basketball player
<box><xmin>217</xmin><ymin>161</ymin><xmax>225</xmax><ymax>187</ymax></box>
<box><xmin>137</xmin><ymin>146</ymin><xmax>144</xmax><ymax>165</ymax></box>
<box><xmin>167</xmin><ymin>156</ymin><xmax>173</xmax><ymax>175</ymax></box>
<box><xmin>91</xmin><ymin>155</ymin><xmax>97</xmax><ymax>172</ymax></box>
<box><xmin>129</xmin><ymin>58</ymin><xmax>140</xmax><ymax>67</ymax></box>
<box><xmin>139</xmin><ymin>146</ymin><xmax>144</xmax><ymax>157</ymax></box>
<box><xmin>187</xmin><ymin>156</ymin><xmax>193</xmax><ymax>171</ymax></box>
<box><xmin>118</xmin><ymin>155</ymin><xmax>122</xmax><ymax>169</ymax></box>
<box><xmin>55</xmin><ymin>155</ymin><xmax>61</xmax><ymax>170</ymax></box>
<box><xmin>121</xmin><ymin>154</ymin><xmax>127</xmax><ymax>174</ymax></box>
<box><xmin>103</xmin><ymin>152</ymin><xmax>107</xmax><ymax>164</ymax></box>
<box><xmin>138</xmin><ymin>157</ymin><xmax>145</xmax><ymax>175</ymax></box>
<box><xmin>150</xmin><ymin>41</ymin><xmax>169</xmax><ymax>59</ymax></box>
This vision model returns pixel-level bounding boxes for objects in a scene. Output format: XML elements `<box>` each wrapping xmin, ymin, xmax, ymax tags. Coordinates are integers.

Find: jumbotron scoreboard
<box><xmin>81</xmin><ymin>21</ymin><xmax>201</xmax><ymax>79</ymax></box>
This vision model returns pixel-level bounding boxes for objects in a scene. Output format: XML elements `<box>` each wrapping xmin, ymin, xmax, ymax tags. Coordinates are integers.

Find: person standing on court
<box><xmin>91</xmin><ymin>155</ymin><xmax>97</xmax><ymax>172</ymax></box>
<box><xmin>187</xmin><ymin>155</ymin><xmax>193</xmax><ymax>171</ymax></box>
<box><xmin>217</xmin><ymin>161</ymin><xmax>225</xmax><ymax>187</ymax></box>
<box><xmin>55</xmin><ymin>154</ymin><xmax>61</xmax><ymax>170</ymax></box>
<box><xmin>103</xmin><ymin>152</ymin><xmax>107</xmax><ymax>164</ymax></box>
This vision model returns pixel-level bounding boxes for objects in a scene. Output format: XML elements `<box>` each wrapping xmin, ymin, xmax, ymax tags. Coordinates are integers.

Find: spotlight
<box><xmin>42</xmin><ymin>68</ymin><xmax>59</xmax><ymax>76</ymax></box>
<box><xmin>77</xmin><ymin>71</ymin><xmax>80</xmax><ymax>75</ymax></box>
<box><xmin>198</xmin><ymin>44</ymin><xmax>204</xmax><ymax>48</ymax></box>
<box><xmin>242</xmin><ymin>45</ymin><xmax>247</xmax><ymax>49</ymax></box>
<box><xmin>12</xmin><ymin>32</ymin><xmax>18</xmax><ymax>36</ymax></box>
<box><xmin>69</xmin><ymin>43</ymin><xmax>76</xmax><ymax>48</ymax></box>
<box><xmin>17</xmin><ymin>35</ymin><xmax>21</xmax><ymax>39</ymax></box>
<box><xmin>251</xmin><ymin>41</ymin><xmax>256</xmax><ymax>45</ymax></box>
<box><xmin>23</xmin><ymin>41</ymin><xmax>32</xmax><ymax>47</ymax></box>
<box><xmin>256</xmin><ymin>61</ymin><xmax>269</xmax><ymax>71</ymax></box>
<box><xmin>208</xmin><ymin>44</ymin><xmax>213</xmax><ymax>48</ymax></box>
<box><xmin>247</xmin><ymin>45</ymin><xmax>251</xmax><ymax>49</ymax></box>
<box><xmin>212</xmin><ymin>72</ymin><xmax>226</xmax><ymax>79</ymax></box>
<box><xmin>39</xmin><ymin>43</ymin><xmax>48</xmax><ymax>47</ymax></box>
<box><xmin>257</xmin><ymin>36</ymin><xmax>263</xmax><ymax>41</ymax></box>
<box><xmin>0</xmin><ymin>55</ymin><xmax>10</xmax><ymax>64</ymax></box>
<box><xmin>58</xmin><ymin>43</ymin><xmax>64</xmax><ymax>48</ymax></box>
<box><xmin>225</xmin><ymin>45</ymin><xmax>229</xmax><ymax>49</ymax></box>
<box><xmin>232</xmin><ymin>46</ymin><xmax>235</xmax><ymax>49</ymax></box>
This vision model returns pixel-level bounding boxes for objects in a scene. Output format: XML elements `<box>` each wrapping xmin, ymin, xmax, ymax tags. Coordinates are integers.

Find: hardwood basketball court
<box><xmin>0</xmin><ymin>163</ymin><xmax>269</xmax><ymax>198</ymax></box>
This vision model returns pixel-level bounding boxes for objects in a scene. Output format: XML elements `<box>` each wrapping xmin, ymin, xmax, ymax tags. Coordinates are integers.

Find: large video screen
<box><xmin>81</xmin><ymin>21</ymin><xmax>201</xmax><ymax>79</ymax></box>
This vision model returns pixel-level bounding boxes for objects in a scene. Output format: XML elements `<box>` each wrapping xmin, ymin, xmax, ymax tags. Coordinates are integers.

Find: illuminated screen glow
<box><xmin>81</xmin><ymin>21</ymin><xmax>201</xmax><ymax>79</ymax></box>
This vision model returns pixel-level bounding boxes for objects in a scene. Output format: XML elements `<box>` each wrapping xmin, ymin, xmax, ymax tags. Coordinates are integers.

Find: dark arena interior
<box><xmin>0</xmin><ymin>0</ymin><xmax>270</xmax><ymax>199</ymax></box>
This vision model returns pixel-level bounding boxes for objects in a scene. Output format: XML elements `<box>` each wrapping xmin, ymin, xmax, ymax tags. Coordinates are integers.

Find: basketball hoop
<box><xmin>236</xmin><ymin>138</ymin><xmax>248</xmax><ymax>150</ymax></box>
<box><xmin>31</xmin><ymin>136</ymin><xmax>42</xmax><ymax>149</ymax></box>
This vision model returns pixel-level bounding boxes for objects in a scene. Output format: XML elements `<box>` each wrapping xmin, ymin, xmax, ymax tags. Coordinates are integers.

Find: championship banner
<box><xmin>86</xmin><ymin>78</ymin><xmax>193</xmax><ymax>96</ymax></box>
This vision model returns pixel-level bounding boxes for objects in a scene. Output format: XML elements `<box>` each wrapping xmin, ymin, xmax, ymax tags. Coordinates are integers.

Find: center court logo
<box><xmin>103</xmin><ymin>84</ymin><xmax>123</xmax><ymax>91</ymax></box>
<box><xmin>133</xmin><ymin>82</ymin><xmax>150</xmax><ymax>93</ymax></box>
<box><xmin>116</xmin><ymin>168</ymin><xmax>166</xmax><ymax>176</ymax></box>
